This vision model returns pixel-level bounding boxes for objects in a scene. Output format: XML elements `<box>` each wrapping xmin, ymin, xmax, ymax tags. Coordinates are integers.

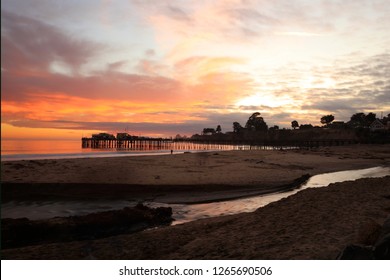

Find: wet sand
<box><xmin>1</xmin><ymin>144</ymin><xmax>390</xmax><ymax>259</ymax></box>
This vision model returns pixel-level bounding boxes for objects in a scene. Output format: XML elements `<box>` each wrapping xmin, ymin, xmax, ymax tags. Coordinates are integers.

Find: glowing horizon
<box><xmin>1</xmin><ymin>0</ymin><xmax>389</xmax><ymax>140</ymax></box>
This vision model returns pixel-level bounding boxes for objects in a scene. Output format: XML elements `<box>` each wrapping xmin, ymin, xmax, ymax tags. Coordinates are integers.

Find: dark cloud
<box><xmin>227</xmin><ymin>8</ymin><xmax>279</xmax><ymax>26</ymax></box>
<box><xmin>107</xmin><ymin>61</ymin><xmax>128</xmax><ymax>71</ymax></box>
<box><xmin>135</xmin><ymin>59</ymin><xmax>166</xmax><ymax>75</ymax></box>
<box><xmin>4</xmin><ymin>109</ymin><xmax>263</xmax><ymax>136</ymax></box>
<box><xmin>264</xmin><ymin>112</ymin><xmax>296</xmax><ymax>127</ymax></box>
<box><xmin>145</xmin><ymin>49</ymin><xmax>155</xmax><ymax>56</ymax></box>
<box><xmin>1</xmin><ymin>11</ymin><xmax>103</xmax><ymax>74</ymax></box>
<box><xmin>0</xmin><ymin>11</ymin><xmax>181</xmax><ymax>102</ymax></box>
<box><xmin>374</xmin><ymin>90</ymin><xmax>390</xmax><ymax>103</ymax></box>
<box><xmin>5</xmin><ymin>118</ymin><xmax>233</xmax><ymax>136</ymax></box>
<box><xmin>301</xmin><ymin>99</ymin><xmax>365</xmax><ymax>112</ymax></box>
<box><xmin>372</xmin><ymin>80</ymin><xmax>385</xmax><ymax>86</ymax></box>
<box><xmin>1</xmin><ymin>69</ymin><xmax>182</xmax><ymax>103</ymax></box>
<box><xmin>165</xmin><ymin>6</ymin><xmax>192</xmax><ymax>22</ymax></box>
<box><xmin>2</xmin><ymin>0</ymin><xmax>102</xmax><ymax>24</ymax></box>
<box><xmin>295</xmin><ymin>52</ymin><xmax>390</xmax><ymax>119</ymax></box>
<box><xmin>131</xmin><ymin>1</ymin><xmax>192</xmax><ymax>22</ymax></box>
<box><xmin>239</xmin><ymin>27</ymin><xmax>260</xmax><ymax>37</ymax></box>
<box><xmin>336</xmin><ymin>53</ymin><xmax>390</xmax><ymax>79</ymax></box>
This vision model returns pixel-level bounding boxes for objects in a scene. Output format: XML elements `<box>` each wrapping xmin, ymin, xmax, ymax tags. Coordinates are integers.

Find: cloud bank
<box><xmin>1</xmin><ymin>1</ymin><xmax>389</xmax><ymax>138</ymax></box>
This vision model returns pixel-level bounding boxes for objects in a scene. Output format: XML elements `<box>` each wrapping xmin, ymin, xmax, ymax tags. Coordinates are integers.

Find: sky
<box><xmin>1</xmin><ymin>0</ymin><xmax>390</xmax><ymax>139</ymax></box>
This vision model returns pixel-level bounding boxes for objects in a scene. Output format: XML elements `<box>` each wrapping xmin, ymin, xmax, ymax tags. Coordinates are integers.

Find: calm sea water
<box><xmin>1</xmin><ymin>139</ymin><xmax>287</xmax><ymax>161</ymax></box>
<box><xmin>2</xmin><ymin>139</ymin><xmax>83</xmax><ymax>155</ymax></box>
<box><xmin>0</xmin><ymin>139</ymin><xmax>212</xmax><ymax>161</ymax></box>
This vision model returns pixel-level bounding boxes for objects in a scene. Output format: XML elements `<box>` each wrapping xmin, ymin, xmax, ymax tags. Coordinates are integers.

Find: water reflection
<box><xmin>152</xmin><ymin>166</ymin><xmax>390</xmax><ymax>225</ymax></box>
<box><xmin>2</xmin><ymin>166</ymin><xmax>389</xmax><ymax>223</ymax></box>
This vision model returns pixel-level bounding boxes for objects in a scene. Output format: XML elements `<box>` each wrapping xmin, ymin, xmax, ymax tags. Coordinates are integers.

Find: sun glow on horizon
<box><xmin>235</xmin><ymin>92</ymin><xmax>294</xmax><ymax>109</ymax></box>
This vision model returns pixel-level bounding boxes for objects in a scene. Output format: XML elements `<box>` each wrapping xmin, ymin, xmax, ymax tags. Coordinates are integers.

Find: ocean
<box><xmin>1</xmin><ymin>139</ymin><xmax>298</xmax><ymax>161</ymax></box>
<box><xmin>0</xmin><ymin>139</ymin><xmax>178</xmax><ymax>161</ymax></box>
<box><xmin>1</xmin><ymin>139</ymin><xmax>244</xmax><ymax>161</ymax></box>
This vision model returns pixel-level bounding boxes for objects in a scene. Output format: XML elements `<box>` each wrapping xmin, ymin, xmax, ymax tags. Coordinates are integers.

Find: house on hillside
<box><xmin>369</xmin><ymin>119</ymin><xmax>386</xmax><ymax>131</ymax></box>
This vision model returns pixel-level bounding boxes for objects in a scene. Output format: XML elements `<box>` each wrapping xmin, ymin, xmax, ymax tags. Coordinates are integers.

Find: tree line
<box><xmin>199</xmin><ymin>111</ymin><xmax>389</xmax><ymax>136</ymax></box>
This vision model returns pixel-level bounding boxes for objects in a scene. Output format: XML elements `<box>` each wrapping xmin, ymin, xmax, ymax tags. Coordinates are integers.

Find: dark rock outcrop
<box><xmin>1</xmin><ymin>203</ymin><xmax>173</xmax><ymax>249</ymax></box>
<box><xmin>337</xmin><ymin>245</ymin><xmax>374</xmax><ymax>260</ymax></box>
<box><xmin>337</xmin><ymin>216</ymin><xmax>390</xmax><ymax>260</ymax></box>
<box><xmin>373</xmin><ymin>216</ymin><xmax>390</xmax><ymax>259</ymax></box>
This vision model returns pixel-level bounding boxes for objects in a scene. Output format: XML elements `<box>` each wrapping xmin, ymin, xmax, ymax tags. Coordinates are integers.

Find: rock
<box><xmin>1</xmin><ymin>204</ymin><xmax>173</xmax><ymax>249</ymax></box>
<box><xmin>357</xmin><ymin>220</ymin><xmax>382</xmax><ymax>245</ymax></box>
<box><xmin>337</xmin><ymin>216</ymin><xmax>390</xmax><ymax>260</ymax></box>
<box><xmin>337</xmin><ymin>245</ymin><xmax>374</xmax><ymax>260</ymax></box>
<box><xmin>373</xmin><ymin>217</ymin><xmax>390</xmax><ymax>259</ymax></box>
<box><xmin>374</xmin><ymin>233</ymin><xmax>390</xmax><ymax>259</ymax></box>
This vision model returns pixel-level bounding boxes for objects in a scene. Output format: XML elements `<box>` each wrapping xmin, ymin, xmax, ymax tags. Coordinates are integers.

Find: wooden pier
<box><xmin>82</xmin><ymin>138</ymin><xmax>173</xmax><ymax>150</ymax></box>
<box><xmin>82</xmin><ymin>137</ymin><xmax>358</xmax><ymax>151</ymax></box>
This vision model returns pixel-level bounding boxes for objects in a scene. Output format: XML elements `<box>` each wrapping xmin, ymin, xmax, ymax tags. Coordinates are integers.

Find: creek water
<box><xmin>2</xmin><ymin>166</ymin><xmax>389</xmax><ymax>224</ymax></box>
<box><xmin>167</xmin><ymin>166</ymin><xmax>390</xmax><ymax>225</ymax></box>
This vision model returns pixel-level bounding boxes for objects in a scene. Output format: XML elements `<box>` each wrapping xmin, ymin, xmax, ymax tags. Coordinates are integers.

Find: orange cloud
<box><xmin>174</xmin><ymin>56</ymin><xmax>247</xmax><ymax>83</ymax></box>
<box><xmin>2</xmin><ymin>5</ymin><xmax>389</xmax><ymax>140</ymax></box>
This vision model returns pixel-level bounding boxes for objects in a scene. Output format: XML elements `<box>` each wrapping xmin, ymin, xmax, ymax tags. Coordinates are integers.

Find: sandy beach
<box><xmin>1</xmin><ymin>144</ymin><xmax>390</xmax><ymax>259</ymax></box>
<box><xmin>2</xmin><ymin>144</ymin><xmax>390</xmax><ymax>203</ymax></box>
<box><xmin>2</xmin><ymin>176</ymin><xmax>390</xmax><ymax>259</ymax></box>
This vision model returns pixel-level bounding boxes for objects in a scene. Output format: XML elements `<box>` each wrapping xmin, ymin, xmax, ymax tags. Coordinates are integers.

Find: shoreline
<box><xmin>3</xmin><ymin>176</ymin><xmax>390</xmax><ymax>259</ymax></box>
<box><xmin>2</xmin><ymin>144</ymin><xmax>389</xmax><ymax>204</ymax></box>
<box><xmin>2</xmin><ymin>144</ymin><xmax>390</xmax><ymax>259</ymax></box>
<box><xmin>0</xmin><ymin>149</ymin><xmax>180</xmax><ymax>162</ymax></box>
<box><xmin>1</xmin><ymin>174</ymin><xmax>311</xmax><ymax>204</ymax></box>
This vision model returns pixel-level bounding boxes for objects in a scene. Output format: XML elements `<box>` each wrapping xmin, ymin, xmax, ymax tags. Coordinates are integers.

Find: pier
<box><xmin>82</xmin><ymin>137</ymin><xmax>358</xmax><ymax>151</ymax></box>
<box><xmin>82</xmin><ymin>138</ymin><xmax>172</xmax><ymax>150</ymax></box>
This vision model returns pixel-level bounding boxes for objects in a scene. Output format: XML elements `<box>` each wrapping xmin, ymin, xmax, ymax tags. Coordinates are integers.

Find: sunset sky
<box><xmin>1</xmin><ymin>0</ymin><xmax>390</xmax><ymax>139</ymax></box>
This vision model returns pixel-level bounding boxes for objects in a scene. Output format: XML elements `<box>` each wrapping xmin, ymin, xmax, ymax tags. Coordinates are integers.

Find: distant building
<box><xmin>92</xmin><ymin>133</ymin><xmax>116</xmax><ymax>140</ymax></box>
<box><xmin>329</xmin><ymin>121</ymin><xmax>347</xmax><ymax>129</ymax></box>
<box><xmin>299</xmin><ymin>124</ymin><xmax>313</xmax><ymax>130</ymax></box>
<box><xmin>369</xmin><ymin>119</ymin><xmax>386</xmax><ymax>131</ymax></box>
<box><xmin>202</xmin><ymin>128</ymin><xmax>216</xmax><ymax>135</ymax></box>
<box><xmin>117</xmin><ymin>133</ymin><xmax>131</xmax><ymax>140</ymax></box>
